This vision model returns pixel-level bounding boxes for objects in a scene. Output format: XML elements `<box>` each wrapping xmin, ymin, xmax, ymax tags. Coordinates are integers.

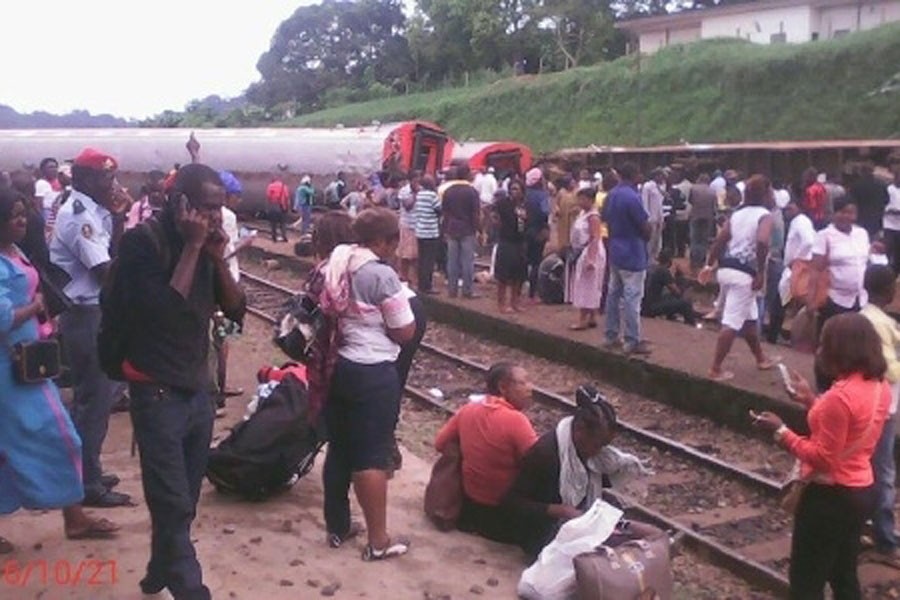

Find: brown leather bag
<box><xmin>573</xmin><ymin>527</ymin><xmax>673</xmax><ymax>600</ymax></box>
<box><xmin>423</xmin><ymin>439</ymin><xmax>463</xmax><ymax>531</ymax></box>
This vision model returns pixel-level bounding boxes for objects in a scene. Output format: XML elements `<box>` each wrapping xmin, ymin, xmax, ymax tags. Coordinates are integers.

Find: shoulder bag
<box><xmin>423</xmin><ymin>438</ymin><xmax>464</xmax><ymax>531</ymax></box>
<box><xmin>9</xmin><ymin>339</ymin><xmax>61</xmax><ymax>384</ymax></box>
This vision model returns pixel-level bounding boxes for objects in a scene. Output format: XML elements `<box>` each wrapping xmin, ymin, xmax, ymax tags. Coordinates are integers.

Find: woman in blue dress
<box><xmin>0</xmin><ymin>185</ymin><xmax>118</xmax><ymax>552</ymax></box>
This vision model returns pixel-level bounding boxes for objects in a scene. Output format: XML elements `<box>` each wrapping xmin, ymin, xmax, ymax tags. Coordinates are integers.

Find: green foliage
<box><xmin>285</xmin><ymin>24</ymin><xmax>900</xmax><ymax>151</ymax></box>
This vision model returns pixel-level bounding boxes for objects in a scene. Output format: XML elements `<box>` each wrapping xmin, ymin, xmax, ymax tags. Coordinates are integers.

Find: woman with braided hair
<box><xmin>504</xmin><ymin>386</ymin><xmax>650</xmax><ymax>558</ymax></box>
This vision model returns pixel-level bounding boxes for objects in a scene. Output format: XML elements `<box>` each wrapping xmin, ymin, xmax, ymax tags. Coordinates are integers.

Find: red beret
<box><xmin>73</xmin><ymin>148</ymin><xmax>118</xmax><ymax>171</ymax></box>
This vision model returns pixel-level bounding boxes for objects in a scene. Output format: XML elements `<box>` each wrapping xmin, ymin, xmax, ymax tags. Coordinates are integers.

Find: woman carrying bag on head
<box><xmin>753</xmin><ymin>312</ymin><xmax>890</xmax><ymax>600</ymax></box>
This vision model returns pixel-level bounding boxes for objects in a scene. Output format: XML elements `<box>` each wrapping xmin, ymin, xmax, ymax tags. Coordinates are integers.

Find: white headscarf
<box><xmin>556</xmin><ymin>416</ymin><xmax>653</xmax><ymax>508</ymax></box>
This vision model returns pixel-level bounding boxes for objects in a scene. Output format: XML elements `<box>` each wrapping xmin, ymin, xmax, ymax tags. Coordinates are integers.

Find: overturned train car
<box><xmin>452</xmin><ymin>141</ymin><xmax>533</xmax><ymax>178</ymax></box>
<box><xmin>0</xmin><ymin>121</ymin><xmax>453</xmax><ymax>213</ymax></box>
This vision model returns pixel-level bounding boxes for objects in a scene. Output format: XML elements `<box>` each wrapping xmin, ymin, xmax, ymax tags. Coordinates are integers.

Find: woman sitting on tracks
<box><xmin>502</xmin><ymin>386</ymin><xmax>623</xmax><ymax>558</ymax></box>
<box><xmin>434</xmin><ymin>362</ymin><xmax>539</xmax><ymax>542</ymax></box>
<box><xmin>319</xmin><ymin>208</ymin><xmax>417</xmax><ymax>561</ymax></box>
<box><xmin>753</xmin><ymin>312</ymin><xmax>891</xmax><ymax>600</ymax></box>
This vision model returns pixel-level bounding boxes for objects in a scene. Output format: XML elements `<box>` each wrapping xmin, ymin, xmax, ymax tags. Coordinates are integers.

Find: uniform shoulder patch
<box><xmin>81</xmin><ymin>223</ymin><xmax>93</xmax><ymax>239</ymax></box>
<box><xmin>73</xmin><ymin>199</ymin><xmax>85</xmax><ymax>214</ymax></box>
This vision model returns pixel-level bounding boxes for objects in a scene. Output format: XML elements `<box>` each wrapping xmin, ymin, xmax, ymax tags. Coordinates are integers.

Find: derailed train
<box><xmin>0</xmin><ymin>122</ymin><xmax>534</xmax><ymax>213</ymax></box>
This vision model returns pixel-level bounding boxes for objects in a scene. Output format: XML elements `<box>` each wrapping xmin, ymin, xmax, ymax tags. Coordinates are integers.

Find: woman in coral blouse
<box><xmin>754</xmin><ymin>313</ymin><xmax>890</xmax><ymax>600</ymax></box>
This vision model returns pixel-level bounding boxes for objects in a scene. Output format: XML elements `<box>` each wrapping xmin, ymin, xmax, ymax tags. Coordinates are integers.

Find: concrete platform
<box><xmin>246</xmin><ymin>231</ymin><xmax>900</xmax><ymax>446</ymax></box>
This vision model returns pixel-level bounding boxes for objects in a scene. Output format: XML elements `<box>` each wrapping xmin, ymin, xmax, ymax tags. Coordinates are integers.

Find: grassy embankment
<box><xmin>289</xmin><ymin>23</ymin><xmax>900</xmax><ymax>152</ymax></box>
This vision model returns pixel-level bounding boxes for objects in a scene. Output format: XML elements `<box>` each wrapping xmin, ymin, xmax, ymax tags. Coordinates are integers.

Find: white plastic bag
<box><xmin>517</xmin><ymin>500</ymin><xmax>623</xmax><ymax>600</ymax></box>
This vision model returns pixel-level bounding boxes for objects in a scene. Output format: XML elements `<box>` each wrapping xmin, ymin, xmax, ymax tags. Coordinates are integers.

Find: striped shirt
<box><xmin>414</xmin><ymin>189</ymin><xmax>441</xmax><ymax>239</ymax></box>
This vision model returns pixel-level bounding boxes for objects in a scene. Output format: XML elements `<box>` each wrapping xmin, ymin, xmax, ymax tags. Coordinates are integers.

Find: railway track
<box><xmin>239</xmin><ymin>268</ymin><xmax>792</xmax><ymax>596</ymax></box>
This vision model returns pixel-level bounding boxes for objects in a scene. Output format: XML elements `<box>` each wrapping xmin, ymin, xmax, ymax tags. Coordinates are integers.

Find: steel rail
<box><xmin>240</xmin><ymin>269</ymin><xmax>790</xmax><ymax>597</ymax></box>
<box><xmin>402</xmin><ymin>377</ymin><xmax>789</xmax><ymax>597</ymax></box>
<box><xmin>418</xmin><ymin>341</ymin><xmax>783</xmax><ymax>495</ymax></box>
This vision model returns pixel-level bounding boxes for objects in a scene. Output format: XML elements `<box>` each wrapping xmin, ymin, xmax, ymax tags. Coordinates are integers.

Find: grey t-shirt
<box><xmin>338</xmin><ymin>261</ymin><xmax>414</xmax><ymax>364</ymax></box>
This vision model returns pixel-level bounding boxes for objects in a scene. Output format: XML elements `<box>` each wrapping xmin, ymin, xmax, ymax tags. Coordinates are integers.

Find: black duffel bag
<box><xmin>206</xmin><ymin>373</ymin><xmax>323</xmax><ymax>501</ymax></box>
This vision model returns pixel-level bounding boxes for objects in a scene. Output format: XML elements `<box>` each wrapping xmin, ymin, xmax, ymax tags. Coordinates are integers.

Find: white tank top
<box><xmin>725</xmin><ymin>206</ymin><xmax>769</xmax><ymax>267</ymax></box>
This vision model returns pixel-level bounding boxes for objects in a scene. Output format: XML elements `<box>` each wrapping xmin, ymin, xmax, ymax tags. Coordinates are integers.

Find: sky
<box><xmin>0</xmin><ymin>0</ymin><xmax>315</xmax><ymax>120</ymax></box>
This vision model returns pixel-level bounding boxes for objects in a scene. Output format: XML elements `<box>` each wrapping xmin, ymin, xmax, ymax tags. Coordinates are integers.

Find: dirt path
<box><xmin>1</xmin><ymin>317</ymin><xmax>524</xmax><ymax>599</ymax></box>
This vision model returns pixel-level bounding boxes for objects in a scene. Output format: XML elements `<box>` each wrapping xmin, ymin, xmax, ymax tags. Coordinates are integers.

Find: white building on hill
<box><xmin>617</xmin><ymin>0</ymin><xmax>900</xmax><ymax>54</ymax></box>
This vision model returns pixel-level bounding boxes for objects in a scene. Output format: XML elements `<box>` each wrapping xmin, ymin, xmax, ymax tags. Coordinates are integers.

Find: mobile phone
<box><xmin>778</xmin><ymin>363</ymin><xmax>796</xmax><ymax>395</ymax></box>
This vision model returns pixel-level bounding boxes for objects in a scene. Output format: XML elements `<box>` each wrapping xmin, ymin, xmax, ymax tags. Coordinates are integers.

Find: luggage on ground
<box><xmin>538</xmin><ymin>252</ymin><xmax>565</xmax><ymax>304</ymax></box>
<box><xmin>573</xmin><ymin>521</ymin><xmax>673</xmax><ymax>600</ymax></box>
<box><xmin>423</xmin><ymin>439</ymin><xmax>464</xmax><ymax>531</ymax></box>
<box><xmin>206</xmin><ymin>373</ymin><xmax>322</xmax><ymax>500</ymax></box>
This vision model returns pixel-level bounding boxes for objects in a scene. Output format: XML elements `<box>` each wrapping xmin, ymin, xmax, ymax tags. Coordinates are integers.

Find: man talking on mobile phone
<box><xmin>112</xmin><ymin>163</ymin><xmax>246</xmax><ymax>599</ymax></box>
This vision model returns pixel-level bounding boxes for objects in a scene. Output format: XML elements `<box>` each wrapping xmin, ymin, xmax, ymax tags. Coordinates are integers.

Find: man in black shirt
<box><xmin>441</xmin><ymin>165</ymin><xmax>482</xmax><ymax>298</ymax></box>
<box><xmin>851</xmin><ymin>164</ymin><xmax>889</xmax><ymax>238</ymax></box>
<box><xmin>641</xmin><ymin>249</ymin><xmax>697</xmax><ymax>325</ymax></box>
<box><xmin>115</xmin><ymin>164</ymin><xmax>245</xmax><ymax>600</ymax></box>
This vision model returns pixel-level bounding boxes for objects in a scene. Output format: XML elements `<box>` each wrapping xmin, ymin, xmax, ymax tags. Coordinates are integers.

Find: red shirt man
<box><xmin>802</xmin><ymin>168</ymin><xmax>828</xmax><ymax>228</ymax></box>
<box><xmin>266</xmin><ymin>178</ymin><xmax>290</xmax><ymax>211</ymax></box>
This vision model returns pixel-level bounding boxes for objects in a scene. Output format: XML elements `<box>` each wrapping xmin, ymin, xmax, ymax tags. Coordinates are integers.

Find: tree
<box><xmin>534</xmin><ymin>0</ymin><xmax>617</xmax><ymax>69</ymax></box>
<box><xmin>249</xmin><ymin>0</ymin><xmax>411</xmax><ymax>110</ymax></box>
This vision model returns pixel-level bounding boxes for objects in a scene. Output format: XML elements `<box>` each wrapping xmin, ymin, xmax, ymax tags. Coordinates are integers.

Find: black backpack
<box><xmin>206</xmin><ymin>373</ymin><xmax>323</xmax><ymax>501</ymax></box>
<box><xmin>537</xmin><ymin>252</ymin><xmax>565</xmax><ymax>305</ymax></box>
<box><xmin>97</xmin><ymin>219</ymin><xmax>168</xmax><ymax>381</ymax></box>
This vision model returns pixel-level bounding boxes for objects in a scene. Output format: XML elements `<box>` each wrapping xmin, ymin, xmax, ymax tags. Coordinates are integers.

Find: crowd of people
<box><xmin>1</xmin><ymin>136</ymin><xmax>899</xmax><ymax>600</ymax></box>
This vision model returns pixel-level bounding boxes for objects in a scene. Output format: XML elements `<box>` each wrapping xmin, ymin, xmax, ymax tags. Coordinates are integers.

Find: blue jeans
<box><xmin>604</xmin><ymin>265</ymin><xmax>646</xmax><ymax>347</ymax></box>
<box><xmin>756</xmin><ymin>258</ymin><xmax>784</xmax><ymax>337</ymax></box>
<box><xmin>130</xmin><ymin>383</ymin><xmax>213</xmax><ymax>600</ymax></box>
<box><xmin>447</xmin><ymin>234</ymin><xmax>476</xmax><ymax>297</ymax></box>
<box><xmin>872</xmin><ymin>410</ymin><xmax>898</xmax><ymax>552</ymax></box>
<box><xmin>300</xmin><ymin>204</ymin><xmax>312</xmax><ymax>234</ymax></box>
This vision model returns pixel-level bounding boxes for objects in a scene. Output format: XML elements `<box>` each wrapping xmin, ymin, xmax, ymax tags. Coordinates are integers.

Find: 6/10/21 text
<box><xmin>2</xmin><ymin>559</ymin><xmax>117</xmax><ymax>587</ymax></box>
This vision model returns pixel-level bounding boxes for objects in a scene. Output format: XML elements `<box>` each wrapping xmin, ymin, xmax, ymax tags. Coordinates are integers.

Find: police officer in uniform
<box><xmin>49</xmin><ymin>148</ymin><xmax>132</xmax><ymax>508</ymax></box>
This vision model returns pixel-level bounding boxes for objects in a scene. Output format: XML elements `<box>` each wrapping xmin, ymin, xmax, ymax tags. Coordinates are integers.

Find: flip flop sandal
<box><xmin>757</xmin><ymin>359</ymin><xmax>779</xmax><ymax>370</ymax></box>
<box><xmin>65</xmin><ymin>518</ymin><xmax>120</xmax><ymax>540</ymax></box>
<box><xmin>0</xmin><ymin>536</ymin><xmax>14</xmax><ymax>554</ymax></box>
<box><xmin>327</xmin><ymin>522</ymin><xmax>364</xmax><ymax>549</ymax></box>
<box><xmin>569</xmin><ymin>324</ymin><xmax>590</xmax><ymax>331</ymax></box>
<box><xmin>710</xmin><ymin>370</ymin><xmax>735</xmax><ymax>382</ymax></box>
<box><xmin>361</xmin><ymin>537</ymin><xmax>410</xmax><ymax>561</ymax></box>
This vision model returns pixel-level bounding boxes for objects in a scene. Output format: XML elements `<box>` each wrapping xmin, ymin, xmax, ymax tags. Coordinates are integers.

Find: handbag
<box><xmin>423</xmin><ymin>438</ymin><xmax>464</xmax><ymax>531</ymax></box>
<box><xmin>780</xmin><ymin>381</ymin><xmax>882</xmax><ymax>514</ymax></box>
<box><xmin>10</xmin><ymin>339</ymin><xmax>61</xmax><ymax>384</ymax></box>
<box><xmin>573</xmin><ymin>526</ymin><xmax>673</xmax><ymax>600</ymax></box>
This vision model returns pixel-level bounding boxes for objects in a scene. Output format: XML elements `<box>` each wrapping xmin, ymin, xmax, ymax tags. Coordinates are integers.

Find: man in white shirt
<box><xmin>50</xmin><ymin>148</ymin><xmax>132</xmax><ymax>508</ymax></box>
<box><xmin>477</xmin><ymin>167</ymin><xmax>498</xmax><ymax>205</ymax></box>
<box><xmin>641</xmin><ymin>168</ymin><xmax>666</xmax><ymax>263</ymax></box>
<box><xmin>884</xmin><ymin>169</ymin><xmax>900</xmax><ymax>275</ymax></box>
<box><xmin>778</xmin><ymin>199</ymin><xmax>817</xmax><ymax>307</ymax></box>
<box><xmin>35</xmin><ymin>157</ymin><xmax>62</xmax><ymax>234</ymax></box>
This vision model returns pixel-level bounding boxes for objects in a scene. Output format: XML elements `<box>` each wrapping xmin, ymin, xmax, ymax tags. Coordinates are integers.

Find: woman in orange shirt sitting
<box><xmin>754</xmin><ymin>313</ymin><xmax>890</xmax><ymax>600</ymax></box>
<box><xmin>434</xmin><ymin>362</ymin><xmax>538</xmax><ymax>544</ymax></box>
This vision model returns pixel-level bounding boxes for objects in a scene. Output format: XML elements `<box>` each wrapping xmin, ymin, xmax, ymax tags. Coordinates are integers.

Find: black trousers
<box><xmin>789</xmin><ymin>483</ymin><xmax>875</xmax><ymax>600</ymax></box>
<box><xmin>644</xmin><ymin>297</ymin><xmax>696</xmax><ymax>325</ymax></box>
<box><xmin>526</xmin><ymin>237</ymin><xmax>546</xmax><ymax>299</ymax></box>
<box><xmin>268</xmin><ymin>208</ymin><xmax>287</xmax><ymax>241</ymax></box>
<box><xmin>885</xmin><ymin>229</ymin><xmax>900</xmax><ymax>276</ymax></box>
<box><xmin>815</xmin><ymin>298</ymin><xmax>859</xmax><ymax>391</ymax></box>
<box><xmin>130</xmin><ymin>383</ymin><xmax>213</xmax><ymax>600</ymax></box>
<box><xmin>417</xmin><ymin>238</ymin><xmax>441</xmax><ymax>292</ymax></box>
